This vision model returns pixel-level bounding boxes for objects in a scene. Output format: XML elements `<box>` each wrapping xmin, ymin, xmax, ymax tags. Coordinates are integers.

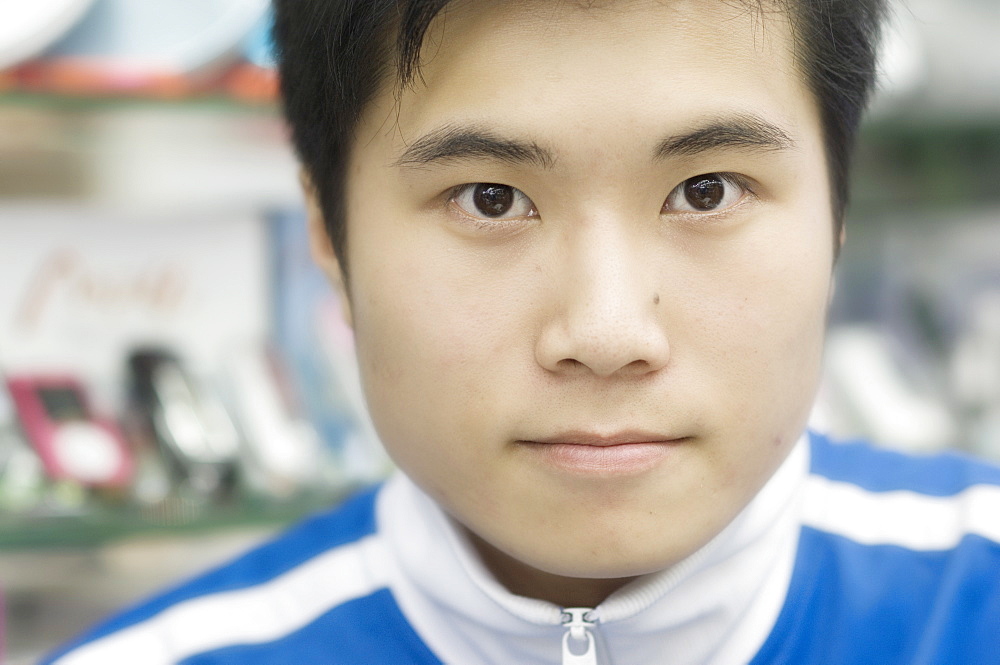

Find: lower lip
<box><xmin>520</xmin><ymin>440</ymin><xmax>681</xmax><ymax>476</ymax></box>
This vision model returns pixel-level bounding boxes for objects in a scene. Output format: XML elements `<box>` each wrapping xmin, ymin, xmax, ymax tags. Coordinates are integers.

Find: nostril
<box><xmin>555</xmin><ymin>358</ymin><xmax>586</xmax><ymax>373</ymax></box>
<box><xmin>552</xmin><ymin>356</ymin><xmax>657</xmax><ymax>378</ymax></box>
<box><xmin>618</xmin><ymin>359</ymin><xmax>657</xmax><ymax>377</ymax></box>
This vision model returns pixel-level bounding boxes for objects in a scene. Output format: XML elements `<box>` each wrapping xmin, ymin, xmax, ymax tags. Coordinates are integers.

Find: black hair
<box><xmin>273</xmin><ymin>0</ymin><xmax>888</xmax><ymax>272</ymax></box>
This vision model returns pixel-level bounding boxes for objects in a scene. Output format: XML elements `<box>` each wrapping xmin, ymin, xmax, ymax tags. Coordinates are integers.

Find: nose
<box><xmin>534</xmin><ymin>221</ymin><xmax>671</xmax><ymax>378</ymax></box>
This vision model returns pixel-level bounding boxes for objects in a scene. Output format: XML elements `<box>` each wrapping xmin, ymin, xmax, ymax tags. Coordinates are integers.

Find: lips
<box><xmin>517</xmin><ymin>431</ymin><xmax>687</xmax><ymax>476</ymax></box>
<box><xmin>522</xmin><ymin>430</ymin><xmax>683</xmax><ymax>447</ymax></box>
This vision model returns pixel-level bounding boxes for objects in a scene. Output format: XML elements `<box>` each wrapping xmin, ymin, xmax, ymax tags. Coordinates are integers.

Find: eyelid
<box><xmin>723</xmin><ymin>173</ymin><xmax>757</xmax><ymax>197</ymax></box>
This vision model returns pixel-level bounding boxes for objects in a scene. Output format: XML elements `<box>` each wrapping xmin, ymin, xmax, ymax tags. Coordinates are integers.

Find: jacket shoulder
<box><xmin>44</xmin><ymin>486</ymin><xmax>442</xmax><ymax>665</ymax></box>
<box><xmin>807</xmin><ymin>430</ymin><xmax>1000</xmax><ymax>494</ymax></box>
<box><xmin>751</xmin><ymin>433</ymin><xmax>1000</xmax><ymax>665</ymax></box>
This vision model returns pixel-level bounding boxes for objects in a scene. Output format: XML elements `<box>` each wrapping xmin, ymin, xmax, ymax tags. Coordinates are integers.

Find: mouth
<box><xmin>516</xmin><ymin>430</ymin><xmax>689</xmax><ymax>477</ymax></box>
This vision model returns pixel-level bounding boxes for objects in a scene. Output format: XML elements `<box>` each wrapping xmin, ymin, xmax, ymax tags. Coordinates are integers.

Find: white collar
<box><xmin>377</xmin><ymin>435</ymin><xmax>808</xmax><ymax>665</ymax></box>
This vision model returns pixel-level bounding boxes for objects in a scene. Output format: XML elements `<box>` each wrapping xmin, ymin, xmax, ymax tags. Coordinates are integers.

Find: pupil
<box><xmin>474</xmin><ymin>184</ymin><xmax>514</xmax><ymax>217</ymax></box>
<box><xmin>684</xmin><ymin>175</ymin><xmax>725</xmax><ymax>210</ymax></box>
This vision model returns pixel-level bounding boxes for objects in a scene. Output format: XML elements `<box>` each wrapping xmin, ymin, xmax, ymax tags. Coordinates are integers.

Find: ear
<box><xmin>300</xmin><ymin>170</ymin><xmax>354</xmax><ymax>328</ymax></box>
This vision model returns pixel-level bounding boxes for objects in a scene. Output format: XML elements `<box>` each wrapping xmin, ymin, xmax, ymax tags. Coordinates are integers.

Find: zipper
<box><xmin>561</xmin><ymin>607</ymin><xmax>598</xmax><ymax>665</ymax></box>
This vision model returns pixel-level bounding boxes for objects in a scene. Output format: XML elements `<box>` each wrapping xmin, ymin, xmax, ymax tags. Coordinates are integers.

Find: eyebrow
<box><xmin>393</xmin><ymin>113</ymin><xmax>795</xmax><ymax>170</ymax></box>
<box><xmin>654</xmin><ymin>114</ymin><xmax>796</xmax><ymax>160</ymax></box>
<box><xmin>394</xmin><ymin>124</ymin><xmax>555</xmax><ymax>169</ymax></box>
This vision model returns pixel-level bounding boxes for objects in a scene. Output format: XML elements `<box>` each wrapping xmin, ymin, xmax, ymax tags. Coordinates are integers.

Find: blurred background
<box><xmin>0</xmin><ymin>0</ymin><xmax>997</xmax><ymax>662</ymax></box>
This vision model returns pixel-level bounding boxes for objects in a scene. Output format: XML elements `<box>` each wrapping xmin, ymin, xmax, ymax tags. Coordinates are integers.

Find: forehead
<box><xmin>355</xmin><ymin>0</ymin><xmax>819</xmax><ymax>159</ymax></box>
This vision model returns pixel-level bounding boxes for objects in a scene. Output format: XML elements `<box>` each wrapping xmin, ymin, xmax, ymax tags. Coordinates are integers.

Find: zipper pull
<box><xmin>561</xmin><ymin>608</ymin><xmax>598</xmax><ymax>665</ymax></box>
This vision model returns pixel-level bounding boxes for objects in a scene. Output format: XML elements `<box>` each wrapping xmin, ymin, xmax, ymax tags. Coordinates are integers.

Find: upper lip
<box><xmin>521</xmin><ymin>430</ymin><xmax>685</xmax><ymax>446</ymax></box>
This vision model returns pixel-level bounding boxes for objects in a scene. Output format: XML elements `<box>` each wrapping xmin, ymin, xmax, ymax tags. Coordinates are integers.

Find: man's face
<box><xmin>323</xmin><ymin>0</ymin><xmax>834</xmax><ymax>592</ymax></box>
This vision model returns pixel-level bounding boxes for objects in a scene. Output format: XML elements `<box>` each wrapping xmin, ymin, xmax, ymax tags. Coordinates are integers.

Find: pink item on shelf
<box><xmin>6</xmin><ymin>375</ymin><xmax>133</xmax><ymax>488</ymax></box>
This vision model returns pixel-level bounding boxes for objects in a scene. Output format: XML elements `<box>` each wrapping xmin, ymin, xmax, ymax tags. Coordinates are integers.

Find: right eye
<box><xmin>450</xmin><ymin>184</ymin><xmax>537</xmax><ymax>220</ymax></box>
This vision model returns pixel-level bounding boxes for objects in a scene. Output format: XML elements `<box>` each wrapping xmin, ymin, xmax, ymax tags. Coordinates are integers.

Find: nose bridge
<box><xmin>571</xmin><ymin>219</ymin><xmax>642</xmax><ymax>323</ymax></box>
<box><xmin>537</xmin><ymin>214</ymin><xmax>670</xmax><ymax>377</ymax></box>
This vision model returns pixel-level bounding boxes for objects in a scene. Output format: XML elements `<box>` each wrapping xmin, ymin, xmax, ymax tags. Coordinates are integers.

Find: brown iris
<box><xmin>684</xmin><ymin>175</ymin><xmax>727</xmax><ymax>211</ymax></box>
<box><xmin>473</xmin><ymin>184</ymin><xmax>516</xmax><ymax>217</ymax></box>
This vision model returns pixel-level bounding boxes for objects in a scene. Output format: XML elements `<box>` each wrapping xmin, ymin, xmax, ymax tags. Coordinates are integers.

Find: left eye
<box><xmin>450</xmin><ymin>183</ymin><xmax>537</xmax><ymax>220</ymax></box>
<box><xmin>663</xmin><ymin>173</ymin><xmax>748</xmax><ymax>213</ymax></box>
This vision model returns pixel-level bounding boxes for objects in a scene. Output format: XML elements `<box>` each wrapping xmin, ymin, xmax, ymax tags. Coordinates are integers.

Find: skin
<box><xmin>308</xmin><ymin>0</ymin><xmax>838</xmax><ymax>608</ymax></box>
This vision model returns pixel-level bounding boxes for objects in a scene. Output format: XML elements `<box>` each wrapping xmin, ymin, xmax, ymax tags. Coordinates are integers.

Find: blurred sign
<box><xmin>0</xmin><ymin>205</ymin><xmax>267</xmax><ymax>401</ymax></box>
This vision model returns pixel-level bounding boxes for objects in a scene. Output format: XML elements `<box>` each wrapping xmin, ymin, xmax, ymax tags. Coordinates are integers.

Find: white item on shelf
<box><xmin>822</xmin><ymin>325</ymin><xmax>957</xmax><ymax>453</ymax></box>
<box><xmin>50</xmin><ymin>421</ymin><xmax>123</xmax><ymax>484</ymax></box>
<box><xmin>225</xmin><ymin>345</ymin><xmax>328</xmax><ymax>498</ymax></box>
<box><xmin>0</xmin><ymin>0</ymin><xmax>95</xmax><ymax>70</ymax></box>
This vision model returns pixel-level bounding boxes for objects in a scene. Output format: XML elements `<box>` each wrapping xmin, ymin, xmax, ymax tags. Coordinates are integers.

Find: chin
<box><xmin>552</xmin><ymin>558</ymin><xmax>678</xmax><ymax>582</ymax></box>
<box><xmin>520</xmin><ymin>532</ymin><xmax>699</xmax><ymax>580</ymax></box>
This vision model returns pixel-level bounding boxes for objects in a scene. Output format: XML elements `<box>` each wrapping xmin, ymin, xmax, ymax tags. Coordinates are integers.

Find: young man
<box><xmin>46</xmin><ymin>1</ymin><xmax>1000</xmax><ymax>663</ymax></box>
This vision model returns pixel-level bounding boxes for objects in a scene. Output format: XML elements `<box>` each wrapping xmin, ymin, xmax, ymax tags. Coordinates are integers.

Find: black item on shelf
<box><xmin>126</xmin><ymin>348</ymin><xmax>240</xmax><ymax>498</ymax></box>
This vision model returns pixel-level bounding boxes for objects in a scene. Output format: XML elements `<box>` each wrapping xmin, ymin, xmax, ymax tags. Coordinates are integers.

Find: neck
<box><xmin>464</xmin><ymin>529</ymin><xmax>636</xmax><ymax>608</ymax></box>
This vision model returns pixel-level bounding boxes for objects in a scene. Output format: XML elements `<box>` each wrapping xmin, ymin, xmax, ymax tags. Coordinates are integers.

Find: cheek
<box><xmin>677</xmin><ymin>212</ymin><xmax>833</xmax><ymax>408</ymax></box>
<box><xmin>355</xmin><ymin>265</ymin><xmax>517</xmax><ymax>377</ymax></box>
<box><xmin>347</xmin><ymin>239</ymin><xmax>530</xmax><ymax>458</ymax></box>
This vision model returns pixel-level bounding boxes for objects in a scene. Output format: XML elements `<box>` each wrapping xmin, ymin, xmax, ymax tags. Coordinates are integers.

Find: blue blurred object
<box><xmin>268</xmin><ymin>209</ymin><xmax>357</xmax><ymax>456</ymax></box>
<box><xmin>242</xmin><ymin>8</ymin><xmax>275</xmax><ymax>70</ymax></box>
<box><xmin>47</xmin><ymin>0</ymin><xmax>269</xmax><ymax>73</ymax></box>
<box><xmin>267</xmin><ymin>208</ymin><xmax>391</xmax><ymax>484</ymax></box>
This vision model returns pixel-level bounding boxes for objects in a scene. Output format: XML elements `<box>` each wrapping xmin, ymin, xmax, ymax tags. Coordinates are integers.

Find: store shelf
<box><xmin>0</xmin><ymin>101</ymin><xmax>301</xmax><ymax>210</ymax></box>
<box><xmin>852</xmin><ymin>119</ymin><xmax>1000</xmax><ymax>213</ymax></box>
<box><xmin>2</xmin><ymin>525</ymin><xmax>282</xmax><ymax>663</ymax></box>
<box><xmin>0</xmin><ymin>487</ymin><xmax>355</xmax><ymax>551</ymax></box>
